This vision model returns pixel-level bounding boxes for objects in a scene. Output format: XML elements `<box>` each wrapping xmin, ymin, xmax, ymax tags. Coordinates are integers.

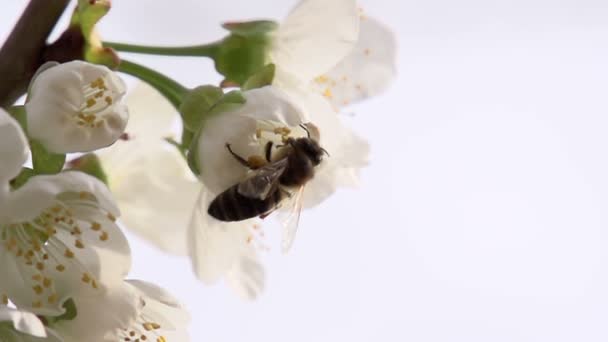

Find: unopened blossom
<box><xmin>0</xmin><ymin>109</ymin><xmax>130</xmax><ymax>316</ymax></box>
<box><xmin>0</xmin><ymin>306</ymin><xmax>61</xmax><ymax>341</ymax></box>
<box><xmin>26</xmin><ymin>61</ymin><xmax>128</xmax><ymax>154</ymax></box>
<box><xmin>40</xmin><ymin>280</ymin><xmax>189</xmax><ymax>342</ymax></box>
<box><xmin>189</xmin><ymin>85</ymin><xmax>368</xmax><ymax>290</ymax></box>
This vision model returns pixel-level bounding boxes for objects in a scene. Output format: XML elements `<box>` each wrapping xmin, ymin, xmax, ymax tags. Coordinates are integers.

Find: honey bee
<box><xmin>208</xmin><ymin>124</ymin><xmax>328</xmax><ymax>251</ymax></box>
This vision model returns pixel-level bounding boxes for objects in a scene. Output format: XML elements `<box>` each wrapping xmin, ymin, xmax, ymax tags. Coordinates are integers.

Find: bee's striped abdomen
<box><xmin>208</xmin><ymin>185</ymin><xmax>282</xmax><ymax>222</ymax></box>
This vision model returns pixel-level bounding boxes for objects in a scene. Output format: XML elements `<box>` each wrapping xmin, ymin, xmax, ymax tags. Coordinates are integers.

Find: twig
<box><xmin>0</xmin><ymin>0</ymin><xmax>71</xmax><ymax>107</ymax></box>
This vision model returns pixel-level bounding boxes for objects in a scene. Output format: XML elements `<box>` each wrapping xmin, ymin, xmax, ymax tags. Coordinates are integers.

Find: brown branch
<box><xmin>0</xmin><ymin>0</ymin><xmax>71</xmax><ymax>108</ymax></box>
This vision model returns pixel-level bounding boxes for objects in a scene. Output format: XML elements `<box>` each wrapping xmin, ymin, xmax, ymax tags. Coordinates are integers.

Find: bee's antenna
<box><xmin>321</xmin><ymin>148</ymin><xmax>330</xmax><ymax>157</ymax></box>
<box><xmin>299</xmin><ymin>123</ymin><xmax>311</xmax><ymax>138</ymax></box>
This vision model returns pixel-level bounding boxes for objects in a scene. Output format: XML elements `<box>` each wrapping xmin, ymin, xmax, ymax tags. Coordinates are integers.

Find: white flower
<box><xmin>25</xmin><ymin>61</ymin><xmax>128</xmax><ymax>154</ymax></box>
<box><xmin>270</xmin><ymin>1</ymin><xmax>396</xmax><ymax>109</ymax></box>
<box><xmin>0</xmin><ymin>306</ymin><xmax>62</xmax><ymax>341</ymax></box>
<box><xmin>99</xmin><ymin>84</ymin><xmax>265</xmax><ymax>300</ymax></box>
<box><xmin>100</xmin><ymin>83</ymin><xmax>198</xmax><ymax>255</ymax></box>
<box><xmin>0</xmin><ymin>109</ymin><xmax>130</xmax><ymax>316</ymax></box>
<box><xmin>189</xmin><ymin>85</ymin><xmax>368</xmax><ymax>292</ymax></box>
<box><xmin>49</xmin><ymin>280</ymin><xmax>190</xmax><ymax>342</ymax></box>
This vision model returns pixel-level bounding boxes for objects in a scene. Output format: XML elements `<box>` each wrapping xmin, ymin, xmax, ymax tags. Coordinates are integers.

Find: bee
<box><xmin>208</xmin><ymin>123</ymin><xmax>328</xmax><ymax>251</ymax></box>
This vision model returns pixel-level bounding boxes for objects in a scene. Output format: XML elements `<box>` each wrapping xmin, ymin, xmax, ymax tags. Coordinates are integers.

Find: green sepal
<box><xmin>214</xmin><ymin>21</ymin><xmax>277</xmax><ymax>85</ymax></box>
<box><xmin>222</xmin><ymin>20</ymin><xmax>278</xmax><ymax>37</ymax></box>
<box><xmin>46</xmin><ymin>298</ymin><xmax>78</xmax><ymax>324</ymax></box>
<box><xmin>7</xmin><ymin>105</ymin><xmax>27</xmax><ymax>130</ymax></box>
<box><xmin>179</xmin><ymin>86</ymin><xmax>224</xmax><ymax>132</ymax></box>
<box><xmin>186</xmin><ymin>90</ymin><xmax>246</xmax><ymax>176</ymax></box>
<box><xmin>30</xmin><ymin>140</ymin><xmax>66</xmax><ymax>175</ymax></box>
<box><xmin>242</xmin><ymin>63</ymin><xmax>275</xmax><ymax>90</ymax></box>
<box><xmin>66</xmin><ymin>154</ymin><xmax>108</xmax><ymax>185</ymax></box>
<box><xmin>9</xmin><ymin>168</ymin><xmax>35</xmax><ymax>190</ymax></box>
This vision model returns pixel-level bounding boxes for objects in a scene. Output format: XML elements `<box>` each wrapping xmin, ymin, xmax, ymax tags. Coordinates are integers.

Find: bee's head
<box><xmin>292</xmin><ymin>137</ymin><xmax>327</xmax><ymax>166</ymax></box>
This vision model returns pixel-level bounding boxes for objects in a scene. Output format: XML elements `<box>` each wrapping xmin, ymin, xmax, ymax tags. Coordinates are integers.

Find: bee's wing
<box><xmin>278</xmin><ymin>185</ymin><xmax>305</xmax><ymax>253</ymax></box>
<box><xmin>237</xmin><ymin>158</ymin><xmax>288</xmax><ymax>200</ymax></box>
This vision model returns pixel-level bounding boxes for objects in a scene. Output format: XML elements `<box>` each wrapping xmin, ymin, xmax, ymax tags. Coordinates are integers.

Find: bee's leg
<box><xmin>265</xmin><ymin>141</ymin><xmax>274</xmax><ymax>162</ymax></box>
<box><xmin>299</xmin><ymin>123</ymin><xmax>311</xmax><ymax>138</ymax></box>
<box><xmin>225</xmin><ymin>143</ymin><xmax>252</xmax><ymax>169</ymax></box>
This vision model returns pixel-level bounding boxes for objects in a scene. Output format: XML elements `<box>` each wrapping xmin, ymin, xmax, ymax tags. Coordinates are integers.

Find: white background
<box><xmin>3</xmin><ymin>0</ymin><xmax>608</xmax><ymax>341</ymax></box>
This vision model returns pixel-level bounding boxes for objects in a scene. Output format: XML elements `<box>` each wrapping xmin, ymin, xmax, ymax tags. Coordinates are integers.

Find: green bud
<box><xmin>179</xmin><ymin>86</ymin><xmax>224</xmax><ymax>132</ymax></box>
<box><xmin>69</xmin><ymin>0</ymin><xmax>120</xmax><ymax>69</ymax></box>
<box><xmin>213</xmin><ymin>20</ymin><xmax>278</xmax><ymax>85</ymax></box>
<box><xmin>66</xmin><ymin>154</ymin><xmax>108</xmax><ymax>185</ymax></box>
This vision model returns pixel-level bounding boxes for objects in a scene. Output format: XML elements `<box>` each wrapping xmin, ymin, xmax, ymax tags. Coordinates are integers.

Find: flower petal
<box><xmin>0</xmin><ymin>108</ymin><xmax>28</xmax><ymax>182</ymax></box>
<box><xmin>26</xmin><ymin>61</ymin><xmax>128</xmax><ymax>153</ymax></box>
<box><xmin>188</xmin><ymin>188</ymin><xmax>265</xmax><ymax>299</ymax></box>
<box><xmin>52</xmin><ymin>281</ymin><xmax>140</xmax><ymax>341</ymax></box>
<box><xmin>270</xmin><ymin>0</ymin><xmax>359</xmax><ymax>82</ymax></box>
<box><xmin>312</xmin><ymin>16</ymin><xmax>397</xmax><ymax>108</ymax></box>
<box><xmin>0</xmin><ymin>307</ymin><xmax>47</xmax><ymax>338</ymax></box>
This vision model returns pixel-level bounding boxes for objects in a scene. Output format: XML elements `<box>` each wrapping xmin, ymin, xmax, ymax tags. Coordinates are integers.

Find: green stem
<box><xmin>105</xmin><ymin>41</ymin><xmax>220</xmax><ymax>58</ymax></box>
<box><xmin>117</xmin><ymin>59</ymin><xmax>187</xmax><ymax>109</ymax></box>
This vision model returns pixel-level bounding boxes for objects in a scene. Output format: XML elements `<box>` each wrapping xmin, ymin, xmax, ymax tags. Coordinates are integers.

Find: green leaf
<box><xmin>242</xmin><ymin>64</ymin><xmax>275</xmax><ymax>90</ymax></box>
<box><xmin>66</xmin><ymin>154</ymin><xmax>108</xmax><ymax>185</ymax></box>
<box><xmin>30</xmin><ymin>140</ymin><xmax>66</xmax><ymax>175</ymax></box>
<box><xmin>179</xmin><ymin>86</ymin><xmax>223</xmax><ymax>132</ymax></box>
<box><xmin>222</xmin><ymin>20</ymin><xmax>278</xmax><ymax>37</ymax></box>
<box><xmin>9</xmin><ymin>168</ymin><xmax>35</xmax><ymax>190</ymax></box>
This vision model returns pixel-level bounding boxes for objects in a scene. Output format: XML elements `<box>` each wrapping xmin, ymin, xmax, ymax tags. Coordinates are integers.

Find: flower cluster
<box><xmin>0</xmin><ymin>0</ymin><xmax>395</xmax><ymax>338</ymax></box>
<box><xmin>0</xmin><ymin>62</ymin><xmax>189</xmax><ymax>340</ymax></box>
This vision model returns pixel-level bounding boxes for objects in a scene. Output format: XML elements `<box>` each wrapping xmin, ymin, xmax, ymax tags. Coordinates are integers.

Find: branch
<box><xmin>0</xmin><ymin>0</ymin><xmax>71</xmax><ymax>107</ymax></box>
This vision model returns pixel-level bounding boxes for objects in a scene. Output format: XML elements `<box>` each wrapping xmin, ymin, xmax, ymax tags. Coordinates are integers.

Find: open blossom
<box><xmin>42</xmin><ymin>280</ymin><xmax>189</xmax><ymax>342</ymax></box>
<box><xmin>26</xmin><ymin>61</ymin><xmax>128</xmax><ymax>154</ymax></box>
<box><xmin>0</xmin><ymin>306</ymin><xmax>61</xmax><ymax>341</ymax></box>
<box><xmin>99</xmin><ymin>84</ymin><xmax>265</xmax><ymax>299</ymax></box>
<box><xmin>189</xmin><ymin>85</ymin><xmax>368</xmax><ymax>292</ymax></box>
<box><xmin>270</xmin><ymin>0</ymin><xmax>396</xmax><ymax>109</ymax></box>
<box><xmin>100</xmin><ymin>83</ymin><xmax>198</xmax><ymax>255</ymax></box>
<box><xmin>0</xmin><ymin>108</ymin><xmax>130</xmax><ymax>316</ymax></box>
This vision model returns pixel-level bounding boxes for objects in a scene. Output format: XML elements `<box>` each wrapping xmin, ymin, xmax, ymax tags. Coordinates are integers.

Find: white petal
<box><xmin>311</xmin><ymin>16</ymin><xmax>397</xmax><ymax>108</ymax></box>
<box><xmin>271</xmin><ymin>0</ymin><xmax>359</xmax><ymax>82</ymax></box>
<box><xmin>0</xmin><ymin>307</ymin><xmax>47</xmax><ymax>338</ymax></box>
<box><xmin>225</xmin><ymin>248</ymin><xmax>265</xmax><ymax>300</ymax></box>
<box><xmin>105</xmin><ymin>145</ymin><xmax>198</xmax><ymax>255</ymax></box>
<box><xmin>120</xmin><ymin>82</ymin><xmax>177</xmax><ymax>138</ymax></box>
<box><xmin>0</xmin><ymin>108</ymin><xmax>28</xmax><ymax>182</ymax></box>
<box><xmin>26</xmin><ymin>61</ymin><xmax>128</xmax><ymax>153</ymax></box>
<box><xmin>52</xmin><ymin>282</ymin><xmax>141</xmax><ymax>341</ymax></box>
<box><xmin>188</xmin><ymin>188</ymin><xmax>265</xmax><ymax>300</ymax></box>
<box><xmin>197</xmin><ymin>86</ymin><xmax>307</xmax><ymax>195</ymax></box>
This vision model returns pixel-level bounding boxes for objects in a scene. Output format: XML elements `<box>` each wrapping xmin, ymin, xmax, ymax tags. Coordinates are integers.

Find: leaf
<box><xmin>179</xmin><ymin>86</ymin><xmax>223</xmax><ymax>132</ymax></box>
<box><xmin>242</xmin><ymin>64</ymin><xmax>275</xmax><ymax>90</ymax></box>
<box><xmin>222</xmin><ymin>20</ymin><xmax>278</xmax><ymax>37</ymax></box>
<box><xmin>30</xmin><ymin>140</ymin><xmax>66</xmax><ymax>175</ymax></box>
